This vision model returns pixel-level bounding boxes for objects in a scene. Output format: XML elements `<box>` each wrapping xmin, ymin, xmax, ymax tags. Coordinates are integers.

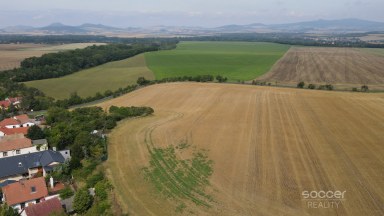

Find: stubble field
<box><xmin>259</xmin><ymin>47</ymin><xmax>384</xmax><ymax>90</ymax></box>
<box><xmin>100</xmin><ymin>83</ymin><xmax>384</xmax><ymax>216</ymax></box>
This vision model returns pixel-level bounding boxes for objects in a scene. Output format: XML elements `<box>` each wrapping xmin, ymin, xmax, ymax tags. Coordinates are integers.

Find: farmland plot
<box><xmin>259</xmin><ymin>47</ymin><xmax>384</xmax><ymax>88</ymax></box>
<box><xmin>101</xmin><ymin>83</ymin><xmax>384</xmax><ymax>216</ymax></box>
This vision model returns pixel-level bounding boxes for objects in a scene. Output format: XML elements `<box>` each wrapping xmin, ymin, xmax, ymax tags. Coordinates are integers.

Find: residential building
<box><xmin>0</xmin><ymin>150</ymin><xmax>66</xmax><ymax>182</ymax></box>
<box><xmin>23</xmin><ymin>197</ymin><xmax>64</xmax><ymax>216</ymax></box>
<box><xmin>0</xmin><ymin>136</ymin><xmax>48</xmax><ymax>159</ymax></box>
<box><xmin>2</xmin><ymin>177</ymin><xmax>48</xmax><ymax>213</ymax></box>
<box><xmin>0</xmin><ymin>97</ymin><xmax>22</xmax><ymax>110</ymax></box>
<box><xmin>0</xmin><ymin>114</ymin><xmax>35</xmax><ymax>129</ymax></box>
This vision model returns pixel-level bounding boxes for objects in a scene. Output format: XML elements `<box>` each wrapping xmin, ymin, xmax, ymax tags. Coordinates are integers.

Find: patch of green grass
<box><xmin>24</xmin><ymin>54</ymin><xmax>154</xmax><ymax>99</ymax></box>
<box><xmin>145</xmin><ymin>41</ymin><xmax>290</xmax><ymax>81</ymax></box>
<box><xmin>360</xmin><ymin>48</ymin><xmax>384</xmax><ymax>56</ymax></box>
<box><xmin>142</xmin><ymin>144</ymin><xmax>214</xmax><ymax>209</ymax></box>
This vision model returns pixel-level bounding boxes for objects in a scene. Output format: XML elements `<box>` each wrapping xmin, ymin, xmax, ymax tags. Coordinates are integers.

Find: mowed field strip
<box><xmin>25</xmin><ymin>54</ymin><xmax>154</xmax><ymax>99</ymax></box>
<box><xmin>259</xmin><ymin>47</ymin><xmax>384</xmax><ymax>88</ymax></box>
<box><xmin>145</xmin><ymin>41</ymin><xmax>290</xmax><ymax>81</ymax></box>
<box><xmin>0</xmin><ymin>43</ymin><xmax>105</xmax><ymax>71</ymax></box>
<box><xmin>100</xmin><ymin>83</ymin><xmax>384</xmax><ymax>216</ymax></box>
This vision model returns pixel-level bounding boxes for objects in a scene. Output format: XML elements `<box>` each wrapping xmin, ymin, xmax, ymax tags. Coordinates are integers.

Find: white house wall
<box><xmin>0</xmin><ymin>144</ymin><xmax>48</xmax><ymax>159</ymax></box>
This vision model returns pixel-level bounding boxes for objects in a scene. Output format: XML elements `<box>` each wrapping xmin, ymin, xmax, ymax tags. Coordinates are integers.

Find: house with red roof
<box><xmin>2</xmin><ymin>177</ymin><xmax>48</xmax><ymax>213</ymax></box>
<box><xmin>0</xmin><ymin>97</ymin><xmax>22</xmax><ymax>110</ymax></box>
<box><xmin>0</xmin><ymin>114</ymin><xmax>35</xmax><ymax>129</ymax></box>
<box><xmin>0</xmin><ymin>136</ymin><xmax>48</xmax><ymax>158</ymax></box>
<box><xmin>23</xmin><ymin>197</ymin><xmax>64</xmax><ymax>216</ymax></box>
<box><xmin>0</xmin><ymin>114</ymin><xmax>36</xmax><ymax>138</ymax></box>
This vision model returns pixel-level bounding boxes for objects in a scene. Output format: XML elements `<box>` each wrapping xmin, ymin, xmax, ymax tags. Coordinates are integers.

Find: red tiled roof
<box><xmin>0</xmin><ymin>100</ymin><xmax>11</xmax><ymax>108</ymax></box>
<box><xmin>25</xmin><ymin>197</ymin><xmax>64</xmax><ymax>216</ymax></box>
<box><xmin>8</xmin><ymin>97</ymin><xmax>22</xmax><ymax>103</ymax></box>
<box><xmin>0</xmin><ymin>118</ymin><xmax>20</xmax><ymax>127</ymax></box>
<box><xmin>0</xmin><ymin>137</ymin><xmax>32</xmax><ymax>152</ymax></box>
<box><xmin>0</xmin><ymin>127</ymin><xmax>29</xmax><ymax>136</ymax></box>
<box><xmin>0</xmin><ymin>114</ymin><xmax>34</xmax><ymax>127</ymax></box>
<box><xmin>3</xmin><ymin>177</ymin><xmax>48</xmax><ymax>206</ymax></box>
<box><xmin>15</xmin><ymin>114</ymin><xmax>32</xmax><ymax>124</ymax></box>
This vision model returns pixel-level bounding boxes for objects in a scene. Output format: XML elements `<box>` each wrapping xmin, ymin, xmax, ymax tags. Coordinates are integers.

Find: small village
<box><xmin>0</xmin><ymin>96</ymin><xmax>73</xmax><ymax>215</ymax></box>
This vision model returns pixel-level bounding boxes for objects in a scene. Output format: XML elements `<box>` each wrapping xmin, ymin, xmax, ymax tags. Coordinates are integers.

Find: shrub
<box><xmin>27</xmin><ymin>125</ymin><xmax>45</xmax><ymax>140</ymax></box>
<box><xmin>308</xmin><ymin>84</ymin><xmax>316</xmax><ymax>89</ymax></box>
<box><xmin>297</xmin><ymin>81</ymin><xmax>305</xmax><ymax>88</ymax></box>
<box><xmin>352</xmin><ymin>87</ymin><xmax>358</xmax><ymax>92</ymax></box>
<box><xmin>86</xmin><ymin>172</ymin><xmax>105</xmax><ymax>188</ymax></box>
<box><xmin>73</xmin><ymin>188</ymin><xmax>93</xmax><ymax>214</ymax></box>
<box><xmin>60</xmin><ymin>187</ymin><xmax>74</xmax><ymax>199</ymax></box>
<box><xmin>361</xmin><ymin>85</ymin><xmax>369</xmax><ymax>92</ymax></box>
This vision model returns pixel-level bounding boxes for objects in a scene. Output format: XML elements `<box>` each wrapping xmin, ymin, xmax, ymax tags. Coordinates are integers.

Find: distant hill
<box><xmin>39</xmin><ymin>23</ymin><xmax>87</xmax><ymax>34</ymax></box>
<box><xmin>1</xmin><ymin>19</ymin><xmax>384</xmax><ymax>35</ymax></box>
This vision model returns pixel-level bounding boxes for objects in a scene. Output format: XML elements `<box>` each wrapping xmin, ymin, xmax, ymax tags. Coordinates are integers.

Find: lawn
<box><xmin>145</xmin><ymin>41</ymin><xmax>290</xmax><ymax>81</ymax></box>
<box><xmin>24</xmin><ymin>54</ymin><xmax>154</xmax><ymax>99</ymax></box>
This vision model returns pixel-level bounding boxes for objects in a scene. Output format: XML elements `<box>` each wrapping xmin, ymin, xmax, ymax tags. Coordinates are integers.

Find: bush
<box><xmin>86</xmin><ymin>172</ymin><xmax>105</xmax><ymax>188</ymax></box>
<box><xmin>297</xmin><ymin>81</ymin><xmax>305</xmax><ymax>88</ymax></box>
<box><xmin>137</xmin><ymin>77</ymin><xmax>150</xmax><ymax>86</ymax></box>
<box><xmin>361</xmin><ymin>85</ymin><xmax>369</xmax><ymax>92</ymax></box>
<box><xmin>352</xmin><ymin>87</ymin><xmax>358</xmax><ymax>92</ymax></box>
<box><xmin>308</xmin><ymin>84</ymin><xmax>316</xmax><ymax>89</ymax></box>
<box><xmin>73</xmin><ymin>188</ymin><xmax>93</xmax><ymax>214</ymax></box>
<box><xmin>60</xmin><ymin>187</ymin><xmax>74</xmax><ymax>199</ymax></box>
<box><xmin>27</xmin><ymin>125</ymin><xmax>45</xmax><ymax>140</ymax></box>
<box><xmin>94</xmin><ymin>180</ymin><xmax>112</xmax><ymax>200</ymax></box>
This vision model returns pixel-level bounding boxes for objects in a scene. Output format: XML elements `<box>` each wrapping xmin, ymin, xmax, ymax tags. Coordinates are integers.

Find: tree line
<box><xmin>0</xmin><ymin>34</ymin><xmax>179</xmax><ymax>45</ymax></box>
<box><xmin>9</xmin><ymin>43</ymin><xmax>159</xmax><ymax>82</ymax></box>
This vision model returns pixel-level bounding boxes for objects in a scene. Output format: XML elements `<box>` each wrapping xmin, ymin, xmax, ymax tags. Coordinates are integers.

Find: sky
<box><xmin>1</xmin><ymin>0</ymin><xmax>384</xmax><ymax>27</ymax></box>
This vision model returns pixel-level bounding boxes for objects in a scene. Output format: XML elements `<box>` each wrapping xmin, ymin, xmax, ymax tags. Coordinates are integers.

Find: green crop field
<box><xmin>145</xmin><ymin>41</ymin><xmax>290</xmax><ymax>81</ymax></box>
<box><xmin>24</xmin><ymin>54</ymin><xmax>154</xmax><ymax>99</ymax></box>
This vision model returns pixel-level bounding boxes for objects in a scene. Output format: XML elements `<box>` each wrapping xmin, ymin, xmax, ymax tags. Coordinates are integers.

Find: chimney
<box><xmin>50</xmin><ymin>176</ymin><xmax>54</xmax><ymax>189</ymax></box>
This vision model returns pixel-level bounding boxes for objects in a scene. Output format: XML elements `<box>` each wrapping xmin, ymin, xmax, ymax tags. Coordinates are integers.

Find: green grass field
<box><xmin>145</xmin><ymin>41</ymin><xmax>290</xmax><ymax>81</ymax></box>
<box><xmin>24</xmin><ymin>54</ymin><xmax>154</xmax><ymax>99</ymax></box>
<box><xmin>25</xmin><ymin>41</ymin><xmax>289</xmax><ymax>99</ymax></box>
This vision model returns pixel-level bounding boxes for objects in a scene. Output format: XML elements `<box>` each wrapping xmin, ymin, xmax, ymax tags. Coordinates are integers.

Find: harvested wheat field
<box><xmin>101</xmin><ymin>83</ymin><xmax>384</xmax><ymax>216</ymax></box>
<box><xmin>259</xmin><ymin>47</ymin><xmax>384</xmax><ymax>90</ymax></box>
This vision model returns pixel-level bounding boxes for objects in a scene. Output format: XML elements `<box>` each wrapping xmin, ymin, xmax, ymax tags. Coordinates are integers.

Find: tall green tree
<box><xmin>27</xmin><ymin>125</ymin><xmax>45</xmax><ymax>140</ymax></box>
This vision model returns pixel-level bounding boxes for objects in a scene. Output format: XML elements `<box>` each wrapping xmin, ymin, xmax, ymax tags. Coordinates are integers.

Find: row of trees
<box><xmin>0</xmin><ymin>34</ymin><xmax>179</xmax><ymax>45</ymax></box>
<box><xmin>297</xmin><ymin>81</ymin><xmax>334</xmax><ymax>90</ymax></box>
<box><xmin>136</xmin><ymin>74</ymin><xmax>228</xmax><ymax>86</ymax></box>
